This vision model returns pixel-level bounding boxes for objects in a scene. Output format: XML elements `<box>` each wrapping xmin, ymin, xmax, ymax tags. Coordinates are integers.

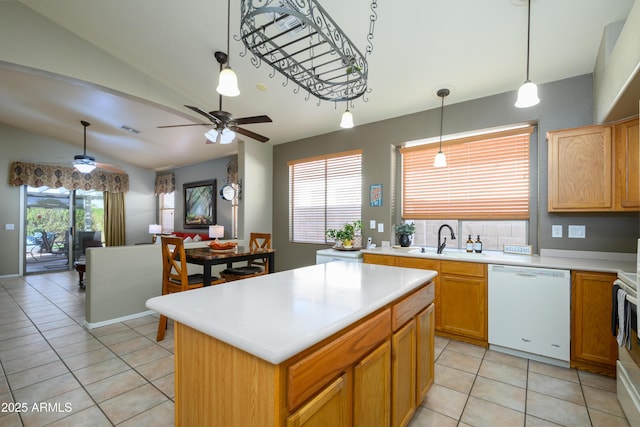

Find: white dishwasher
<box><xmin>488</xmin><ymin>264</ymin><xmax>570</xmax><ymax>364</ymax></box>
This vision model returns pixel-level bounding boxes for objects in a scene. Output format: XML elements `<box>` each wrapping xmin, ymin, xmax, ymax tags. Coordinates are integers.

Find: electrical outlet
<box><xmin>369</xmin><ymin>220</ymin><xmax>376</xmax><ymax>229</ymax></box>
<box><xmin>568</xmin><ymin>225</ymin><xmax>586</xmax><ymax>238</ymax></box>
<box><xmin>377</xmin><ymin>223</ymin><xmax>384</xmax><ymax>233</ymax></box>
<box><xmin>552</xmin><ymin>225</ymin><xmax>562</xmax><ymax>238</ymax></box>
<box><xmin>5</xmin><ymin>224</ymin><xmax>14</xmax><ymax>231</ymax></box>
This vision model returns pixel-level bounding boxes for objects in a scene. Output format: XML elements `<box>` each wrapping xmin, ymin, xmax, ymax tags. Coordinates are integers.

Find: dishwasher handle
<box><xmin>489</xmin><ymin>264</ymin><xmax>569</xmax><ymax>279</ymax></box>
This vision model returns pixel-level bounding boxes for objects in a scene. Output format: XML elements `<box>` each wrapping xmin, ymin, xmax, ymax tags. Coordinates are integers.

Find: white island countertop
<box><xmin>146</xmin><ymin>262</ymin><xmax>436</xmax><ymax>364</ymax></box>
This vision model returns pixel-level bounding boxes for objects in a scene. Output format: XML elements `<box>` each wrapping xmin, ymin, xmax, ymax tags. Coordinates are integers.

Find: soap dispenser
<box><xmin>466</xmin><ymin>235</ymin><xmax>474</xmax><ymax>252</ymax></box>
<box><xmin>474</xmin><ymin>235</ymin><xmax>483</xmax><ymax>253</ymax></box>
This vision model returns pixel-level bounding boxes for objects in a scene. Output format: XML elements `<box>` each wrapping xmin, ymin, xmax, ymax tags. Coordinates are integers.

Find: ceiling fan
<box><xmin>72</xmin><ymin>120</ymin><xmax>124</xmax><ymax>173</ymax></box>
<box><xmin>158</xmin><ymin>51</ymin><xmax>272</xmax><ymax>144</ymax></box>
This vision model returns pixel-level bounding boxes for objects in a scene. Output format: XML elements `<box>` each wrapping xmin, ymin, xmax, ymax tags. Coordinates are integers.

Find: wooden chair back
<box><xmin>161</xmin><ymin>236</ymin><xmax>200</xmax><ymax>294</ymax></box>
<box><xmin>249</xmin><ymin>232</ymin><xmax>272</xmax><ymax>270</ymax></box>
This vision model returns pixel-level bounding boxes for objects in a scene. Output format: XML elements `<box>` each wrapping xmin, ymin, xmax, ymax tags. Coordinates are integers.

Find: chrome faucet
<box><xmin>437</xmin><ymin>224</ymin><xmax>456</xmax><ymax>254</ymax></box>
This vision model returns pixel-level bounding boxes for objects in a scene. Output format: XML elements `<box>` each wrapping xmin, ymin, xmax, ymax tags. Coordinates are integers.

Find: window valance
<box><xmin>9</xmin><ymin>161</ymin><xmax>129</xmax><ymax>193</ymax></box>
<box><xmin>154</xmin><ymin>172</ymin><xmax>175</xmax><ymax>195</ymax></box>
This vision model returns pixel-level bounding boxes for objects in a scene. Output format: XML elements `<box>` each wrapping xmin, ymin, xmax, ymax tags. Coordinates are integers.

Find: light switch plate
<box><xmin>552</xmin><ymin>225</ymin><xmax>562</xmax><ymax>238</ymax></box>
<box><xmin>568</xmin><ymin>225</ymin><xmax>586</xmax><ymax>238</ymax></box>
<box><xmin>4</xmin><ymin>224</ymin><xmax>14</xmax><ymax>231</ymax></box>
<box><xmin>369</xmin><ymin>220</ymin><xmax>376</xmax><ymax>229</ymax></box>
<box><xmin>377</xmin><ymin>223</ymin><xmax>384</xmax><ymax>233</ymax></box>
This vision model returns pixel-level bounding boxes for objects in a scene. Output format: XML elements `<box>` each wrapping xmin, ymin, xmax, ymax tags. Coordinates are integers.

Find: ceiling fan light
<box><xmin>434</xmin><ymin>150</ymin><xmax>447</xmax><ymax>168</ymax></box>
<box><xmin>219</xmin><ymin>128</ymin><xmax>236</xmax><ymax>144</ymax></box>
<box><xmin>217</xmin><ymin>67</ymin><xmax>240</xmax><ymax>97</ymax></box>
<box><xmin>340</xmin><ymin>109</ymin><xmax>354</xmax><ymax>128</ymax></box>
<box><xmin>515</xmin><ymin>80</ymin><xmax>540</xmax><ymax>108</ymax></box>
<box><xmin>73</xmin><ymin>160</ymin><xmax>96</xmax><ymax>173</ymax></box>
<box><xmin>204</xmin><ymin>128</ymin><xmax>235</xmax><ymax>144</ymax></box>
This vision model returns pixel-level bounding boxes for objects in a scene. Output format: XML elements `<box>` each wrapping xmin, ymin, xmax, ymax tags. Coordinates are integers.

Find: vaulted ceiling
<box><xmin>0</xmin><ymin>0</ymin><xmax>635</xmax><ymax>171</ymax></box>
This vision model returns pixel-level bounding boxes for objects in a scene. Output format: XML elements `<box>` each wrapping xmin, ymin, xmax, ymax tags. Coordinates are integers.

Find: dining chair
<box><xmin>157</xmin><ymin>236</ymin><xmax>224</xmax><ymax>341</ymax></box>
<box><xmin>220</xmin><ymin>232</ymin><xmax>272</xmax><ymax>282</ymax></box>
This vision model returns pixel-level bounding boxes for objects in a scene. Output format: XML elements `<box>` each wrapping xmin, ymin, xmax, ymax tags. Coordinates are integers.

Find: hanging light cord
<box><xmin>525</xmin><ymin>0</ymin><xmax>531</xmax><ymax>81</ymax></box>
<box><xmin>438</xmin><ymin>93</ymin><xmax>445</xmax><ymax>151</ymax></box>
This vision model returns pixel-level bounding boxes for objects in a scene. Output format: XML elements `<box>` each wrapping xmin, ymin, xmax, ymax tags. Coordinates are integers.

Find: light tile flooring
<box><xmin>0</xmin><ymin>271</ymin><xmax>632</xmax><ymax>426</ymax></box>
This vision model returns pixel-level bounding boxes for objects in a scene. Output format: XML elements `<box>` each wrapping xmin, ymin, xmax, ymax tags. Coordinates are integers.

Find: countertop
<box><xmin>146</xmin><ymin>262</ymin><xmax>437</xmax><ymax>364</ymax></box>
<box><xmin>360</xmin><ymin>247</ymin><xmax>636</xmax><ymax>275</ymax></box>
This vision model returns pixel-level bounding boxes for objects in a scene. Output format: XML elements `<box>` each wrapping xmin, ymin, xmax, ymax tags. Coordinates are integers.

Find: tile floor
<box><xmin>0</xmin><ymin>271</ymin><xmax>632</xmax><ymax>426</ymax></box>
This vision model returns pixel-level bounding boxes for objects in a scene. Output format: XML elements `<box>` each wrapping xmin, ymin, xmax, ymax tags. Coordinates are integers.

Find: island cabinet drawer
<box><xmin>440</xmin><ymin>260</ymin><xmax>486</xmax><ymax>278</ymax></box>
<box><xmin>392</xmin><ymin>282</ymin><xmax>434</xmax><ymax>331</ymax></box>
<box><xmin>287</xmin><ymin>308</ymin><xmax>391</xmax><ymax>411</ymax></box>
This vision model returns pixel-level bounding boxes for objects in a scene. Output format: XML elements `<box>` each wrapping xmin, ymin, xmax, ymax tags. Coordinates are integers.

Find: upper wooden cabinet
<box><xmin>547</xmin><ymin>116</ymin><xmax>639</xmax><ymax>212</ymax></box>
<box><xmin>615</xmin><ymin>116</ymin><xmax>640</xmax><ymax>210</ymax></box>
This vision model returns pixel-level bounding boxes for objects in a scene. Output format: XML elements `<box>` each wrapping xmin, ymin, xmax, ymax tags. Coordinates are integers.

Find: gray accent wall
<box><xmin>273</xmin><ymin>74</ymin><xmax>640</xmax><ymax>272</ymax></box>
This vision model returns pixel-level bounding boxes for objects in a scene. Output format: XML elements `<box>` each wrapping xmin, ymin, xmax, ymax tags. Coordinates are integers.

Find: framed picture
<box><xmin>183</xmin><ymin>180</ymin><xmax>216</xmax><ymax>228</ymax></box>
<box><xmin>370</xmin><ymin>184</ymin><xmax>383</xmax><ymax>207</ymax></box>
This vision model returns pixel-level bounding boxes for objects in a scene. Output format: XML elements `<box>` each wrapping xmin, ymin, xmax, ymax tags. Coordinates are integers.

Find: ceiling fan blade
<box><xmin>233</xmin><ymin>115</ymin><xmax>272</xmax><ymax>125</ymax></box>
<box><xmin>157</xmin><ymin>123</ymin><xmax>209</xmax><ymax>128</ymax></box>
<box><xmin>233</xmin><ymin>126</ymin><xmax>269</xmax><ymax>143</ymax></box>
<box><xmin>96</xmin><ymin>162</ymin><xmax>125</xmax><ymax>174</ymax></box>
<box><xmin>184</xmin><ymin>105</ymin><xmax>221</xmax><ymax>124</ymax></box>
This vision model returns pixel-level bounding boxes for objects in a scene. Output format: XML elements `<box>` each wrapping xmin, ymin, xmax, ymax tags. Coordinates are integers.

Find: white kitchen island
<box><xmin>146</xmin><ymin>261</ymin><xmax>437</xmax><ymax>427</ymax></box>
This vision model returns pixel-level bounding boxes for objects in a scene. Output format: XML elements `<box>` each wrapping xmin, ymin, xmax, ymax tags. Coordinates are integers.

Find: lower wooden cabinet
<box><xmin>287</xmin><ymin>375</ymin><xmax>350</xmax><ymax>427</ymax></box>
<box><xmin>438</xmin><ymin>261</ymin><xmax>488</xmax><ymax>345</ymax></box>
<box><xmin>392</xmin><ymin>320</ymin><xmax>416</xmax><ymax>427</ymax></box>
<box><xmin>571</xmin><ymin>270</ymin><xmax>618</xmax><ymax>376</ymax></box>
<box><xmin>354</xmin><ymin>341</ymin><xmax>391</xmax><ymax>427</ymax></box>
<box><xmin>416</xmin><ymin>304</ymin><xmax>435</xmax><ymax>402</ymax></box>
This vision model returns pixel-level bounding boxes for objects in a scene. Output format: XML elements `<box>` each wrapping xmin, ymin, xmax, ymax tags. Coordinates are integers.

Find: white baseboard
<box><xmin>83</xmin><ymin>310</ymin><xmax>156</xmax><ymax>329</ymax></box>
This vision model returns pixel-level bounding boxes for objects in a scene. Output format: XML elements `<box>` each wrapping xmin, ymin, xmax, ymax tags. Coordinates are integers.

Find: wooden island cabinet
<box><xmin>147</xmin><ymin>263</ymin><xmax>437</xmax><ymax>427</ymax></box>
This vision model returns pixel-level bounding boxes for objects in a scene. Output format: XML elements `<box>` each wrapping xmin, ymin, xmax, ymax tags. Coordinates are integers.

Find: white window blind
<box><xmin>400</xmin><ymin>127</ymin><xmax>532</xmax><ymax>220</ymax></box>
<box><xmin>289</xmin><ymin>150</ymin><xmax>362</xmax><ymax>243</ymax></box>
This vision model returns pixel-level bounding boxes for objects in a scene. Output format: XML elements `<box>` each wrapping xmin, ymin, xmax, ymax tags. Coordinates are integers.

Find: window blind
<box><xmin>289</xmin><ymin>150</ymin><xmax>362</xmax><ymax>243</ymax></box>
<box><xmin>400</xmin><ymin>128</ymin><xmax>532</xmax><ymax>220</ymax></box>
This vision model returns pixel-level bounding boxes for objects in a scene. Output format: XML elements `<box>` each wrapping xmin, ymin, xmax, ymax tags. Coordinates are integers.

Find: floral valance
<box><xmin>9</xmin><ymin>161</ymin><xmax>129</xmax><ymax>193</ymax></box>
<box><xmin>154</xmin><ymin>172</ymin><xmax>175</xmax><ymax>195</ymax></box>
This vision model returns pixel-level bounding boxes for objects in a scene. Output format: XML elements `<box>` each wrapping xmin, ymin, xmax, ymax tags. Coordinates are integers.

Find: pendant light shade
<box><xmin>73</xmin><ymin>161</ymin><xmax>96</xmax><ymax>173</ymax></box>
<box><xmin>216</xmin><ymin>0</ymin><xmax>240</xmax><ymax>97</ymax></box>
<box><xmin>434</xmin><ymin>88</ymin><xmax>449</xmax><ymax>168</ymax></box>
<box><xmin>217</xmin><ymin>66</ymin><xmax>240</xmax><ymax>97</ymax></box>
<box><xmin>515</xmin><ymin>0</ymin><xmax>539</xmax><ymax>108</ymax></box>
<box><xmin>340</xmin><ymin>108</ymin><xmax>354</xmax><ymax>128</ymax></box>
<box><xmin>515</xmin><ymin>80</ymin><xmax>539</xmax><ymax>108</ymax></box>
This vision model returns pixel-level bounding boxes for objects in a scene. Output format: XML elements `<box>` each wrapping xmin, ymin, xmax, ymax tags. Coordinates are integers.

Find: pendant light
<box><xmin>216</xmin><ymin>0</ymin><xmax>240</xmax><ymax>97</ymax></box>
<box><xmin>340</xmin><ymin>104</ymin><xmax>354</xmax><ymax>128</ymax></box>
<box><xmin>434</xmin><ymin>88</ymin><xmax>449</xmax><ymax>168</ymax></box>
<box><xmin>514</xmin><ymin>0</ymin><xmax>539</xmax><ymax>108</ymax></box>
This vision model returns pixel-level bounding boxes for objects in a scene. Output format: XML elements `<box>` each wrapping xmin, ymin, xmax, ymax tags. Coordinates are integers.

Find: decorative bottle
<box><xmin>466</xmin><ymin>235</ymin><xmax>474</xmax><ymax>253</ymax></box>
<box><xmin>474</xmin><ymin>235</ymin><xmax>483</xmax><ymax>253</ymax></box>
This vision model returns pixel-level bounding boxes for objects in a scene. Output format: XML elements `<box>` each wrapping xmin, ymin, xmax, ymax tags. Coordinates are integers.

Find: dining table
<box><xmin>185</xmin><ymin>246</ymin><xmax>276</xmax><ymax>285</ymax></box>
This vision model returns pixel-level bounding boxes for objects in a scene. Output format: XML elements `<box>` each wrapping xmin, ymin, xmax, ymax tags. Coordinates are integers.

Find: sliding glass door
<box><xmin>24</xmin><ymin>186</ymin><xmax>104</xmax><ymax>275</ymax></box>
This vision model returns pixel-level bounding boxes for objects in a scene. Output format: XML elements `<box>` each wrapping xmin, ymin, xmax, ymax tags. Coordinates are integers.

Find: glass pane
<box><xmin>73</xmin><ymin>189</ymin><xmax>104</xmax><ymax>261</ymax></box>
<box><xmin>25</xmin><ymin>186</ymin><xmax>70</xmax><ymax>274</ymax></box>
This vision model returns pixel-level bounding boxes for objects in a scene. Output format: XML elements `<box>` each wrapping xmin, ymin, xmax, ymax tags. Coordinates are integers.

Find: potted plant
<box><xmin>339</xmin><ymin>223</ymin><xmax>355</xmax><ymax>248</ymax></box>
<box><xmin>394</xmin><ymin>222</ymin><xmax>416</xmax><ymax>247</ymax></box>
<box><xmin>325</xmin><ymin>228</ymin><xmax>340</xmax><ymax>247</ymax></box>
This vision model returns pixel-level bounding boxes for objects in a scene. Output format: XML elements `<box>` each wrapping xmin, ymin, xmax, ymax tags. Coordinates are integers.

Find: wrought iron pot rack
<box><xmin>239</xmin><ymin>0</ymin><xmax>377</xmax><ymax>103</ymax></box>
